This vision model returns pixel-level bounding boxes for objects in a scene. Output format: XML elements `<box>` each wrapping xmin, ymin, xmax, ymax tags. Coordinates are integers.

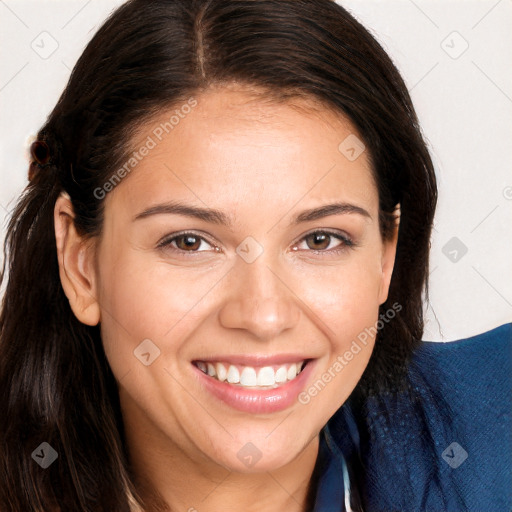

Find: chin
<box><xmin>206</xmin><ymin>427</ymin><xmax>317</xmax><ymax>474</ymax></box>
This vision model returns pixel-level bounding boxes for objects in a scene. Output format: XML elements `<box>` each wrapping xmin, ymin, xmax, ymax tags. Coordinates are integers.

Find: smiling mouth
<box><xmin>192</xmin><ymin>360</ymin><xmax>309</xmax><ymax>390</ymax></box>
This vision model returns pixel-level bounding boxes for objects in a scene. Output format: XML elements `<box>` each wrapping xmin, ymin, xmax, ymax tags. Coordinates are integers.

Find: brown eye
<box><xmin>293</xmin><ymin>230</ymin><xmax>354</xmax><ymax>254</ymax></box>
<box><xmin>304</xmin><ymin>232</ymin><xmax>332</xmax><ymax>250</ymax></box>
<box><xmin>175</xmin><ymin>235</ymin><xmax>202</xmax><ymax>251</ymax></box>
<box><xmin>158</xmin><ymin>232</ymin><xmax>218</xmax><ymax>255</ymax></box>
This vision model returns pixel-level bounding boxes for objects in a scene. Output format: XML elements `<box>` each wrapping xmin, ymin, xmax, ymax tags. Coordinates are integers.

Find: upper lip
<box><xmin>192</xmin><ymin>354</ymin><xmax>313</xmax><ymax>366</ymax></box>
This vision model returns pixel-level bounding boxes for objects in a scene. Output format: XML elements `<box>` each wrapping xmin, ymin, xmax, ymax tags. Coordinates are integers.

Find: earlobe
<box><xmin>378</xmin><ymin>204</ymin><xmax>400</xmax><ymax>305</ymax></box>
<box><xmin>54</xmin><ymin>192</ymin><xmax>101</xmax><ymax>326</ymax></box>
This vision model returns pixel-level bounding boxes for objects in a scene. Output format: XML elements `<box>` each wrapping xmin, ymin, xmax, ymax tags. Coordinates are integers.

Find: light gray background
<box><xmin>1</xmin><ymin>0</ymin><xmax>511</xmax><ymax>341</ymax></box>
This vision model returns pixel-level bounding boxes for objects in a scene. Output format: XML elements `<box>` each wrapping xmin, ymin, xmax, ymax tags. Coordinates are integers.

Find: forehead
<box><xmin>108</xmin><ymin>86</ymin><xmax>378</xmax><ymax>223</ymax></box>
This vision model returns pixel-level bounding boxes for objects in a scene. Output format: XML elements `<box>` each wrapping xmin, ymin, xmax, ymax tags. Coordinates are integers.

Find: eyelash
<box><xmin>157</xmin><ymin>229</ymin><xmax>355</xmax><ymax>257</ymax></box>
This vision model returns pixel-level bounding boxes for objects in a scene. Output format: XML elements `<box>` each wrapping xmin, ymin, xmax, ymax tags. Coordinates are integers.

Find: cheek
<box><xmin>95</xmin><ymin>248</ymin><xmax>213</xmax><ymax>374</ymax></box>
<box><xmin>293</xmin><ymin>252</ymin><xmax>384</xmax><ymax>341</ymax></box>
<box><xmin>291</xmin><ymin>254</ymin><xmax>383</xmax><ymax>413</ymax></box>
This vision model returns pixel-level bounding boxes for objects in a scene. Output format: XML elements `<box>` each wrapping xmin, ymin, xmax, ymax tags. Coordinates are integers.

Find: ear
<box><xmin>54</xmin><ymin>191</ymin><xmax>101</xmax><ymax>326</ymax></box>
<box><xmin>378</xmin><ymin>204</ymin><xmax>400</xmax><ymax>305</ymax></box>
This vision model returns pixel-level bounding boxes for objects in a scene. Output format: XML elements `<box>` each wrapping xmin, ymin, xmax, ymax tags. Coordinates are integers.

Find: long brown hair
<box><xmin>0</xmin><ymin>0</ymin><xmax>437</xmax><ymax>510</ymax></box>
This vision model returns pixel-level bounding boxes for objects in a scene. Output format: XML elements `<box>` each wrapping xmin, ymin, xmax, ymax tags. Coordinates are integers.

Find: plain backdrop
<box><xmin>0</xmin><ymin>0</ymin><xmax>511</xmax><ymax>341</ymax></box>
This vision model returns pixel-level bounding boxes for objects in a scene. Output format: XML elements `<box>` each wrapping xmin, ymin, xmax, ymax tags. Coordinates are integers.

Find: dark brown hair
<box><xmin>0</xmin><ymin>0</ymin><xmax>436</xmax><ymax>509</ymax></box>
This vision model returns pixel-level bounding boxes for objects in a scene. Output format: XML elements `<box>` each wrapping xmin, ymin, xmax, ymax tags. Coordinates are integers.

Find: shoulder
<box><xmin>413</xmin><ymin>322</ymin><xmax>511</xmax><ymax>371</ymax></box>
<box><xmin>409</xmin><ymin>323</ymin><xmax>511</xmax><ymax>509</ymax></box>
<box><xmin>410</xmin><ymin>323</ymin><xmax>511</xmax><ymax>416</ymax></box>
<box><xmin>326</xmin><ymin>323</ymin><xmax>512</xmax><ymax>511</ymax></box>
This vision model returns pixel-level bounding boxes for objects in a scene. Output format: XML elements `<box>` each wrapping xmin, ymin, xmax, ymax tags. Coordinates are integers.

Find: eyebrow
<box><xmin>133</xmin><ymin>200</ymin><xmax>371</xmax><ymax>226</ymax></box>
<box><xmin>133</xmin><ymin>201</ymin><xmax>231</xmax><ymax>225</ymax></box>
<box><xmin>290</xmin><ymin>202</ymin><xmax>371</xmax><ymax>224</ymax></box>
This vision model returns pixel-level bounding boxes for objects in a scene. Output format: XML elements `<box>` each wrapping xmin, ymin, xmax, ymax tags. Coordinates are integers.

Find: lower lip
<box><xmin>193</xmin><ymin>361</ymin><xmax>315</xmax><ymax>414</ymax></box>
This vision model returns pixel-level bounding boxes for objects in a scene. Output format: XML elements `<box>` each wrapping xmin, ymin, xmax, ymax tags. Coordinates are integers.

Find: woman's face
<box><xmin>89</xmin><ymin>86</ymin><xmax>397</xmax><ymax>473</ymax></box>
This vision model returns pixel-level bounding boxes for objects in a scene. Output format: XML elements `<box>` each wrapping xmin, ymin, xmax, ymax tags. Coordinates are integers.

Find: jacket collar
<box><xmin>312</xmin><ymin>427</ymin><xmax>347</xmax><ymax>512</ymax></box>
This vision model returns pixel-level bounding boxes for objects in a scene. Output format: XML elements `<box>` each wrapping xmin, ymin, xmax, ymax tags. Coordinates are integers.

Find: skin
<box><xmin>54</xmin><ymin>84</ymin><xmax>398</xmax><ymax>512</ymax></box>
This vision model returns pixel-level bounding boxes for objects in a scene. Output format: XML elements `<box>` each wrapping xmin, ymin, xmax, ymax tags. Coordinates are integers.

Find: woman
<box><xmin>0</xmin><ymin>0</ymin><xmax>510</xmax><ymax>510</ymax></box>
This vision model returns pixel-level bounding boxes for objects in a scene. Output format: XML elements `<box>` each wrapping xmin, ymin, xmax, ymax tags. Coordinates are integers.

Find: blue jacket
<box><xmin>313</xmin><ymin>323</ymin><xmax>512</xmax><ymax>511</ymax></box>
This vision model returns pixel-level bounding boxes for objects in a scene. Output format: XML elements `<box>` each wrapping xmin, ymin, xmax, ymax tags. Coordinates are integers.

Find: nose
<box><xmin>218</xmin><ymin>259</ymin><xmax>301</xmax><ymax>341</ymax></box>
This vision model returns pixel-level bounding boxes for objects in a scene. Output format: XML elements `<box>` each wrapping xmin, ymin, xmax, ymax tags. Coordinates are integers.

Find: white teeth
<box><xmin>287</xmin><ymin>363</ymin><xmax>298</xmax><ymax>380</ymax></box>
<box><xmin>226</xmin><ymin>365</ymin><xmax>240</xmax><ymax>384</ymax></box>
<box><xmin>240</xmin><ymin>367</ymin><xmax>257</xmax><ymax>386</ymax></box>
<box><xmin>196</xmin><ymin>360</ymin><xmax>306</xmax><ymax>388</ymax></box>
<box><xmin>207</xmin><ymin>363</ymin><xmax>216</xmax><ymax>377</ymax></box>
<box><xmin>275</xmin><ymin>365</ymin><xmax>287</xmax><ymax>383</ymax></box>
<box><xmin>216</xmin><ymin>362</ymin><xmax>227</xmax><ymax>382</ymax></box>
<box><xmin>257</xmin><ymin>366</ymin><xmax>275</xmax><ymax>386</ymax></box>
